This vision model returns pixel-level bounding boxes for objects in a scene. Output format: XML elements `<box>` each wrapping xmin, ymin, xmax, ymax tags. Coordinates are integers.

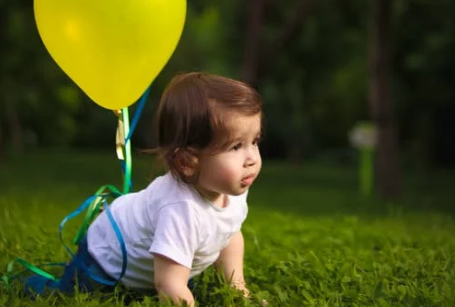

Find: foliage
<box><xmin>0</xmin><ymin>151</ymin><xmax>454</xmax><ymax>306</ymax></box>
<box><xmin>1</xmin><ymin>0</ymin><xmax>455</xmax><ymax>161</ymax></box>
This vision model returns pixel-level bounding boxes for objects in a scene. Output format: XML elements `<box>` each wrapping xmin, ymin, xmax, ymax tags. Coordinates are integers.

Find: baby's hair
<box><xmin>153</xmin><ymin>72</ymin><xmax>263</xmax><ymax>184</ymax></box>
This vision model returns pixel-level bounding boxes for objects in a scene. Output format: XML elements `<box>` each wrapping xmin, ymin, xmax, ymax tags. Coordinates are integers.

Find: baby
<box><xmin>81</xmin><ymin>72</ymin><xmax>263</xmax><ymax>305</ymax></box>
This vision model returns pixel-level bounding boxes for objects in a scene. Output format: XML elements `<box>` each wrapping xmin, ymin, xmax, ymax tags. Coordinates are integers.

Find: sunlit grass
<box><xmin>1</xmin><ymin>150</ymin><xmax>454</xmax><ymax>306</ymax></box>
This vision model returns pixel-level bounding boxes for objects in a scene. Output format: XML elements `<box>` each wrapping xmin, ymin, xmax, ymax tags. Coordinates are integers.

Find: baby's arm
<box><xmin>215</xmin><ymin>231</ymin><xmax>249</xmax><ymax>296</ymax></box>
<box><xmin>154</xmin><ymin>254</ymin><xmax>195</xmax><ymax>306</ymax></box>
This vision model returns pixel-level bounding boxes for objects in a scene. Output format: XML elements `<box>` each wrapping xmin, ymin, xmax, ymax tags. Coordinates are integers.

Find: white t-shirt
<box><xmin>87</xmin><ymin>172</ymin><xmax>248</xmax><ymax>290</ymax></box>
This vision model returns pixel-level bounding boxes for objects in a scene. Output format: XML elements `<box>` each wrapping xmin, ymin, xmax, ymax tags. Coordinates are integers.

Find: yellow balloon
<box><xmin>34</xmin><ymin>0</ymin><xmax>186</xmax><ymax>110</ymax></box>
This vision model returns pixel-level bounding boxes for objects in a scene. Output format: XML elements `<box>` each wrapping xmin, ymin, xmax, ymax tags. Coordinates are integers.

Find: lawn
<box><xmin>0</xmin><ymin>150</ymin><xmax>454</xmax><ymax>306</ymax></box>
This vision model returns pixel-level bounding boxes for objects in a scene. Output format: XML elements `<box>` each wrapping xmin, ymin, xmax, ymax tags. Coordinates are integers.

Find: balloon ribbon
<box><xmin>1</xmin><ymin>89</ymin><xmax>151</xmax><ymax>289</ymax></box>
<box><xmin>115</xmin><ymin>108</ymin><xmax>132</xmax><ymax>194</ymax></box>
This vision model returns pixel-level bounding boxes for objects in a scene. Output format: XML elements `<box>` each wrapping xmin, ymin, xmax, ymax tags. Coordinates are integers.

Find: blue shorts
<box><xmin>59</xmin><ymin>235</ymin><xmax>118</xmax><ymax>293</ymax></box>
<box><xmin>24</xmin><ymin>236</ymin><xmax>117</xmax><ymax>296</ymax></box>
<box><xmin>24</xmin><ymin>236</ymin><xmax>192</xmax><ymax>300</ymax></box>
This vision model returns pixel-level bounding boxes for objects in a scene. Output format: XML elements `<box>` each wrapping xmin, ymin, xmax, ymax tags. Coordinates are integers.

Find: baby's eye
<box><xmin>253</xmin><ymin>137</ymin><xmax>261</xmax><ymax>146</ymax></box>
<box><xmin>231</xmin><ymin>143</ymin><xmax>242</xmax><ymax>151</ymax></box>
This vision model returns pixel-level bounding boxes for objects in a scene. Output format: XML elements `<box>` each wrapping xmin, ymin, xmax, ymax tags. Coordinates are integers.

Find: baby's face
<box><xmin>195</xmin><ymin>113</ymin><xmax>262</xmax><ymax>207</ymax></box>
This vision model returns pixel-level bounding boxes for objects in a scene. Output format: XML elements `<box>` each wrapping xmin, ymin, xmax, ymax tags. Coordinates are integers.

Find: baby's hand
<box><xmin>231</xmin><ymin>281</ymin><xmax>268</xmax><ymax>306</ymax></box>
<box><xmin>231</xmin><ymin>280</ymin><xmax>250</xmax><ymax>298</ymax></box>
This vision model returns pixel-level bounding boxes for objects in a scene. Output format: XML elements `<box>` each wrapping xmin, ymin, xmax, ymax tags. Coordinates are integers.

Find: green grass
<box><xmin>0</xmin><ymin>150</ymin><xmax>454</xmax><ymax>306</ymax></box>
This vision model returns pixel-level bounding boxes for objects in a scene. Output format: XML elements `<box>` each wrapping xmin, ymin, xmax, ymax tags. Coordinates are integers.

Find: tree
<box><xmin>242</xmin><ymin>0</ymin><xmax>317</xmax><ymax>88</ymax></box>
<box><xmin>241</xmin><ymin>0</ymin><xmax>264</xmax><ymax>86</ymax></box>
<box><xmin>0</xmin><ymin>1</ymin><xmax>23</xmax><ymax>153</ymax></box>
<box><xmin>241</xmin><ymin>0</ymin><xmax>317</xmax><ymax>160</ymax></box>
<box><xmin>368</xmin><ymin>0</ymin><xmax>400</xmax><ymax>199</ymax></box>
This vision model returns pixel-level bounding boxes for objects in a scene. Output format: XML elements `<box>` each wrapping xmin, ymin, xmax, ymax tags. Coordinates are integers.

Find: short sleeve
<box><xmin>242</xmin><ymin>202</ymin><xmax>249</xmax><ymax>222</ymax></box>
<box><xmin>149</xmin><ymin>202</ymin><xmax>200</xmax><ymax>269</ymax></box>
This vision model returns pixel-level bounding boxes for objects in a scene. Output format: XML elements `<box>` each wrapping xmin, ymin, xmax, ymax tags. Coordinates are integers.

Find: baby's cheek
<box><xmin>217</xmin><ymin>166</ymin><xmax>238</xmax><ymax>183</ymax></box>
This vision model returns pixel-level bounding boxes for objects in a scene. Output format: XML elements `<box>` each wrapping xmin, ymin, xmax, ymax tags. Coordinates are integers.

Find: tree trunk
<box><xmin>241</xmin><ymin>0</ymin><xmax>265</xmax><ymax>87</ymax></box>
<box><xmin>241</xmin><ymin>0</ymin><xmax>317</xmax><ymax>162</ymax></box>
<box><xmin>368</xmin><ymin>0</ymin><xmax>400</xmax><ymax>199</ymax></box>
<box><xmin>257</xmin><ymin>0</ymin><xmax>317</xmax><ymax>83</ymax></box>
<box><xmin>242</xmin><ymin>0</ymin><xmax>317</xmax><ymax>88</ymax></box>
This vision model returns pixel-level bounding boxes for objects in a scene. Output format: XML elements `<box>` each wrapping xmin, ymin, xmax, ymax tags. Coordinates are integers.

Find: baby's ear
<box><xmin>174</xmin><ymin>148</ymin><xmax>199</xmax><ymax>181</ymax></box>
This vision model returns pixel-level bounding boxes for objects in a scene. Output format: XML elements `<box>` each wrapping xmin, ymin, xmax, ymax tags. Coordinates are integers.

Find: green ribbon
<box><xmin>122</xmin><ymin>107</ymin><xmax>132</xmax><ymax>194</ymax></box>
<box><xmin>2</xmin><ymin>258</ymin><xmax>61</xmax><ymax>290</ymax></box>
<box><xmin>7</xmin><ymin>258</ymin><xmax>57</xmax><ymax>281</ymax></box>
<box><xmin>115</xmin><ymin>108</ymin><xmax>132</xmax><ymax>194</ymax></box>
<box><xmin>73</xmin><ymin>185</ymin><xmax>122</xmax><ymax>245</ymax></box>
